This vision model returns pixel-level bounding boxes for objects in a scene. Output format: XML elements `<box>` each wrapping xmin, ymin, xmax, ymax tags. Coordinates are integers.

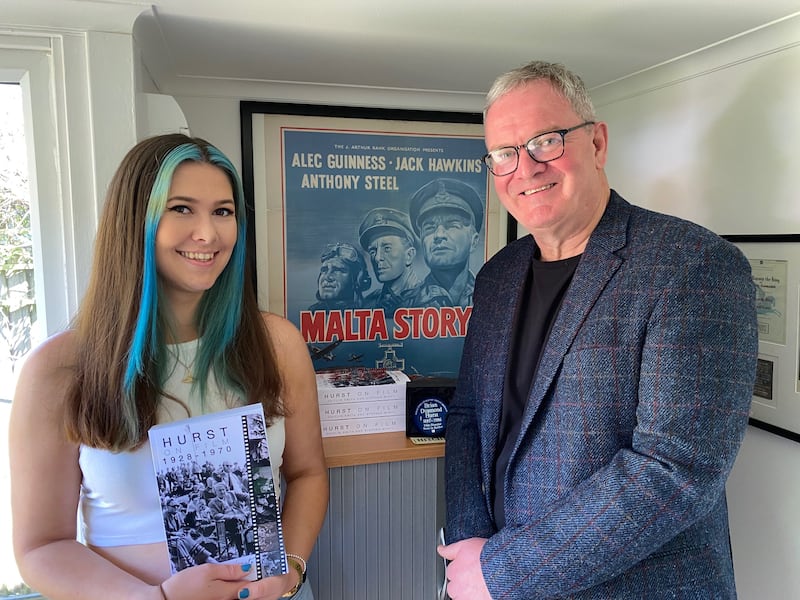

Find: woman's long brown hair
<box><xmin>63</xmin><ymin>134</ymin><xmax>284</xmax><ymax>451</ymax></box>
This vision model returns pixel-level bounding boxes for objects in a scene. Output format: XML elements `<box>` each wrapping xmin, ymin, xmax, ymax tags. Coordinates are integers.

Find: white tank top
<box><xmin>78</xmin><ymin>339</ymin><xmax>285</xmax><ymax>547</ymax></box>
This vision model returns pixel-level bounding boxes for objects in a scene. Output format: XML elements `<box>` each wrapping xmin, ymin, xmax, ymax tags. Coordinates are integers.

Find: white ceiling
<box><xmin>5</xmin><ymin>0</ymin><xmax>800</xmax><ymax>101</ymax></box>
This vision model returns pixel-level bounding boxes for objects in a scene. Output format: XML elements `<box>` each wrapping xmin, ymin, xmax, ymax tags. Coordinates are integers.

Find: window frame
<box><xmin>0</xmin><ymin>32</ymin><xmax>72</xmax><ymax>600</ymax></box>
<box><xmin>0</xmin><ymin>35</ymin><xmax>75</xmax><ymax>339</ymax></box>
<box><xmin>1</xmin><ymin>24</ymin><xmax>138</xmax><ymax>599</ymax></box>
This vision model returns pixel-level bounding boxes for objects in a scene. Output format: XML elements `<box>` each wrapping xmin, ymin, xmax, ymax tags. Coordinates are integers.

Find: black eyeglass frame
<box><xmin>482</xmin><ymin>121</ymin><xmax>596</xmax><ymax>176</ymax></box>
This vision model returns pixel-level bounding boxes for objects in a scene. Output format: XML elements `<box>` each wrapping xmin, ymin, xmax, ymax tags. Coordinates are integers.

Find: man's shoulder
<box><xmin>412</xmin><ymin>277</ymin><xmax>451</xmax><ymax>307</ymax></box>
<box><xmin>607</xmin><ymin>191</ymin><xmax>733</xmax><ymax>259</ymax></box>
<box><xmin>629</xmin><ymin>208</ymin><xmax>733</xmax><ymax>263</ymax></box>
<box><xmin>307</xmin><ymin>299</ymin><xmax>351</xmax><ymax>311</ymax></box>
<box><xmin>478</xmin><ymin>236</ymin><xmax>535</xmax><ymax>278</ymax></box>
<box><xmin>363</xmin><ymin>289</ymin><xmax>382</xmax><ymax>302</ymax></box>
<box><xmin>612</xmin><ymin>191</ymin><xmax>719</xmax><ymax>242</ymax></box>
<box><xmin>397</xmin><ymin>284</ymin><xmax>422</xmax><ymax>301</ymax></box>
<box><xmin>587</xmin><ymin>195</ymin><xmax>749</xmax><ymax>290</ymax></box>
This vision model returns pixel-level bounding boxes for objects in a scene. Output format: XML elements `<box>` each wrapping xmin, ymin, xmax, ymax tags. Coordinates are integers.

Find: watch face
<box><xmin>413</xmin><ymin>397</ymin><xmax>448</xmax><ymax>436</ymax></box>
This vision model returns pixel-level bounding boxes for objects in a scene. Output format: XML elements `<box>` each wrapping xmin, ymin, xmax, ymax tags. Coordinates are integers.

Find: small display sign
<box><xmin>405</xmin><ymin>377</ymin><xmax>456</xmax><ymax>438</ymax></box>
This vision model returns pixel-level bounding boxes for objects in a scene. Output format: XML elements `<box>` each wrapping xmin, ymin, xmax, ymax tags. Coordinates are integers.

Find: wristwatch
<box><xmin>281</xmin><ymin>554</ymin><xmax>307</xmax><ymax>598</ymax></box>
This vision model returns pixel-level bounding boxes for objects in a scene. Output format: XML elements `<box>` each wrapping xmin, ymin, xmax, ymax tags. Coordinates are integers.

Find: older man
<box><xmin>438</xmin><ymin>60</ymin><xmax>758</xmax><ymax>599</ymax></box>
<box><xmin>409</xmin><ymin>178</ymin><xmax>483</xmax><ymax>308</ymax></box>
<box><xmin>358</xmin><ymin>207</ymin><xmax>420</xmax><ymax>314</ymax></box>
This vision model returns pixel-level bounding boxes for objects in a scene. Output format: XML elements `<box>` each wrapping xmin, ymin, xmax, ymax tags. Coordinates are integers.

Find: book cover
<box><xmin>315</xmin><ymin>368</ymin><xmax>409</xmax><ymax>405</ymax></box>
<box><xmin>148</xmin><ymin>404</ymin><xmax>287</xmax><ymax>580</ymax></box>
<box><xmin>315</xmin><ymin>368</ymin><xmax>409</xmax><ymax>437</ymax></box>
<box><xmin>321</xmin><ymin>415</ymin><xmax>405</xmax><ymax>437</ymax></box>
<box><xmin>319</xmin><ymin>398</ymin><xmax>405</xmax><ymax>421</ymax></box>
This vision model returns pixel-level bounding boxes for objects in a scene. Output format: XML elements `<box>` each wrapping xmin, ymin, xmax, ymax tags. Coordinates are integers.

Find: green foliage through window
<box><xmin>0</xmin><ymin>83</ymin><xmax>35</xmax><ymax>373</ymax></box>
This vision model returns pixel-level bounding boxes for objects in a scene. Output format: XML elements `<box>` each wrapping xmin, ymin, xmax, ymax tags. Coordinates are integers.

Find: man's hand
<box><xmin>437</xmin><ymin>537</ymin><xmax>492</xmax><ymax>599</ymax></box>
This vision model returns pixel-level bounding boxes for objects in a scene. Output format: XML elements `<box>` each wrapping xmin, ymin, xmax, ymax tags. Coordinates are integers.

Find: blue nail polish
<box><xmin>238</xmin><ymin>589</ymin><xmax>250</xmax><ymax>599</ymax></box>
<box><xmin>241</xmin><ymin>563</ymin><xmax>252</xmax><ymax>572</ymax></box>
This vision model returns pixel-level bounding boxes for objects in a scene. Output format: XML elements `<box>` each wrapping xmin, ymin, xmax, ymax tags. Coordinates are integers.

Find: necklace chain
<box><xmin>169</xmin><ymin>348</ymin><xmax>196</xmax><ymax>384</ymax></box>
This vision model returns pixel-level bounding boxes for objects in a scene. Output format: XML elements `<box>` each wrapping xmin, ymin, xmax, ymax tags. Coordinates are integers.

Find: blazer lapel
<box><xmin>516</xmin><ymin>194</ymin><xmax>631</xmax><ymax>447</ymax></box>
<box><xmin>478</xmin><ymin>237</ymin><xmax>537</xmax><ymax>488</ymax></box>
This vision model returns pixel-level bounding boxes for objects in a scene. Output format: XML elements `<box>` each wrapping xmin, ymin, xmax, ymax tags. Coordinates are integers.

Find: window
<box><xmin>0</xmin><ymin>27</ymin><xmax>136</xmax><ymax>599</ymax></box>
<box><xmin>0</xmin><ymin>82</ymin><xmax>38</xmax><ymax>599</ymax></box>
<box><xmin>0</xmin><ymin>32</ymin><xmax>73</xmax><ymax>600</ymax></box>
<box><xmin>0</xmin><ymin>84</ymin><xmax>34</xmax><ymax>397</ymax></box>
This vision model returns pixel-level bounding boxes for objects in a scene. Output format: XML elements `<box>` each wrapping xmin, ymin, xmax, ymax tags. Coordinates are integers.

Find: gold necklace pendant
<box><xmin>170</xmin><ymin>348</ymin><xmax>197</xmax><ymax>384</ymax></box>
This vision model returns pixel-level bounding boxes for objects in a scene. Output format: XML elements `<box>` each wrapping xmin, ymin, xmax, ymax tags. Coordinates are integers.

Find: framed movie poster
<box><xmin>241</xmin><ymin>102</ymin><xmax>506</xmax><ymax>377</ymax></box>
<box><xmin>724</xmin><ymin>234</ymin><xmax>800</xmax><ymax>444</ymax></box>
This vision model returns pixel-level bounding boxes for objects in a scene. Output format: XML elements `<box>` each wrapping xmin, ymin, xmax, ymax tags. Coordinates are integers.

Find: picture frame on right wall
<box><xmin>723</xmin><ymin>234</ymin><xmax>800</xmax><ymax>444</ymax></box>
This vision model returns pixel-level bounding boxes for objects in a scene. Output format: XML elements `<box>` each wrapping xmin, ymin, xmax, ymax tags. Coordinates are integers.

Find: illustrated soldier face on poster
<box><xmin>281</xmin><ymin>129</ymin><xmax>489</xmax><ymax>377</ymax></box>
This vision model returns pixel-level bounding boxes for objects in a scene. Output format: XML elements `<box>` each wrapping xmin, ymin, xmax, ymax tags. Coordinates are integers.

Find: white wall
<box><xmin>728</xmin><ymin>427</ymin><xmax>800</xmax><ymax>596</ymax></box>
<box><xmin>594</xmin><ymin>18</ymin><xmax>800</xmax><ymax>235</ymax></box>
<box><xmin>174</xmin><ymin>89</ymin><xmax>485</xmax><ymax>184</ymax></box>
<box><xmin>0</xmin><ymin>24</ymin><xmax>139</xmax><ymax>332</ymax></box>
<box><xmin>593</xmin><ymin>15</ymin><xmax>800</xmax><ymax>600</ymax></box>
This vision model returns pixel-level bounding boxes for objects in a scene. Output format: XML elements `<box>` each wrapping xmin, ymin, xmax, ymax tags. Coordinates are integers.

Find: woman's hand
<box><xmin>159</xmin><ymin>562</ymin><xmax>252</xmax><ymax>600</ymax></box>
<box><xmin>160</xmin><ymin>563</ymin><xmax>300</xmax><ymax>600</ymax></box>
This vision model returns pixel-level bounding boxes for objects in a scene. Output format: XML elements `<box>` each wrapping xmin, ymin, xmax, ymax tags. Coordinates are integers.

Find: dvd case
<box><xmin>148</xmin><ymin>404</ymin><xmax>287</xmax><ymax>580</ymax></box>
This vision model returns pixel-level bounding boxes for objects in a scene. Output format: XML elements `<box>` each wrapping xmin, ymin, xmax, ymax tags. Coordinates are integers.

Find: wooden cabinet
<box><xmin>306</xmin><ymin>434</ymin><xmax>445</xmax><ymax>599</ymax></box>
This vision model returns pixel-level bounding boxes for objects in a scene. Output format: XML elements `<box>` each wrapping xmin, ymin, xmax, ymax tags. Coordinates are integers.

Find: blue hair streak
<box><xmin>123</xmin><ymin>142</ymin><xmax>248</xmax><ymax>403</ymax></box>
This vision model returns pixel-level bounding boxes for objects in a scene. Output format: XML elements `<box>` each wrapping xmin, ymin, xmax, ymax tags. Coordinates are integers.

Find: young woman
<box><xmin>10</xmin><ymin>134</ymin><xmax>328</xmax><ymax>600</ymax></box>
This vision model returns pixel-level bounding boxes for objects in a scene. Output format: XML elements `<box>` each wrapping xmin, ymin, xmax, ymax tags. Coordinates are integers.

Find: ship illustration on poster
<box><xmin>282</xmin><ymin>128</ymin><xmax>490</xmax><ymax>377</ymax></box>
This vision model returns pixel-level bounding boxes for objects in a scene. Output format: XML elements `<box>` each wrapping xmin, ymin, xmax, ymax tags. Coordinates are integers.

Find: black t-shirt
<box><xmin>493</xmin><ymin>253</ymin><xmax>580</xmax><ymax>529</ymax></box>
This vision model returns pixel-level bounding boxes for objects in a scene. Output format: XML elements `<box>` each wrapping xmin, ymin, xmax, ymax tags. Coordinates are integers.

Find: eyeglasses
<box><xmin>321</xmin><ymin>242</ymin><xmax>361</xmax><ymax>263</ymax></box>
<box><xmin>482</xmin><ymin>121</ymin><xmax>595</xmax><ymax>176</ymax></box>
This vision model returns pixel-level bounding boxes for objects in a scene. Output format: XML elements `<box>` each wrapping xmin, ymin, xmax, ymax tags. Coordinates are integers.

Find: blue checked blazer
<box><xmin>445</xmin><ymin>191</ymin><xmax>758</xmax><ymax>599</ymax></box>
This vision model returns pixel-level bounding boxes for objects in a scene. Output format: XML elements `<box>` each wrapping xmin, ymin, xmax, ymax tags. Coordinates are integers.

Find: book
<box><xmin>316</xmin><ymin>367</ymin><xmax>409</xmax><ymax>404</ymax></box>
<box><xmin>321</xmin><ymin>415</ymin><xmax>405</xmax><ymax>437</ymax></box>
<box><xmin>315</xmin><ymin>368</ymin><xmax>409</xmax><ymax>437</ymax></box>
<box><xmin>148</xmin><ymin>403</ymin><xmax>287</xmax><ymax>580</ymax></box>
<box><xmin>319</xmin><ymin>398</ymin><xmax>405</xmax><ymax>421</ymax></box>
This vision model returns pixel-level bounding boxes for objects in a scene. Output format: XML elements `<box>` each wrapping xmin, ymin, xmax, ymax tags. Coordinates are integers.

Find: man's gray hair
<box><xmin>484</xmin><ymin>60</ymin><xmax>596</xmax><ymax>122</ymax></box>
